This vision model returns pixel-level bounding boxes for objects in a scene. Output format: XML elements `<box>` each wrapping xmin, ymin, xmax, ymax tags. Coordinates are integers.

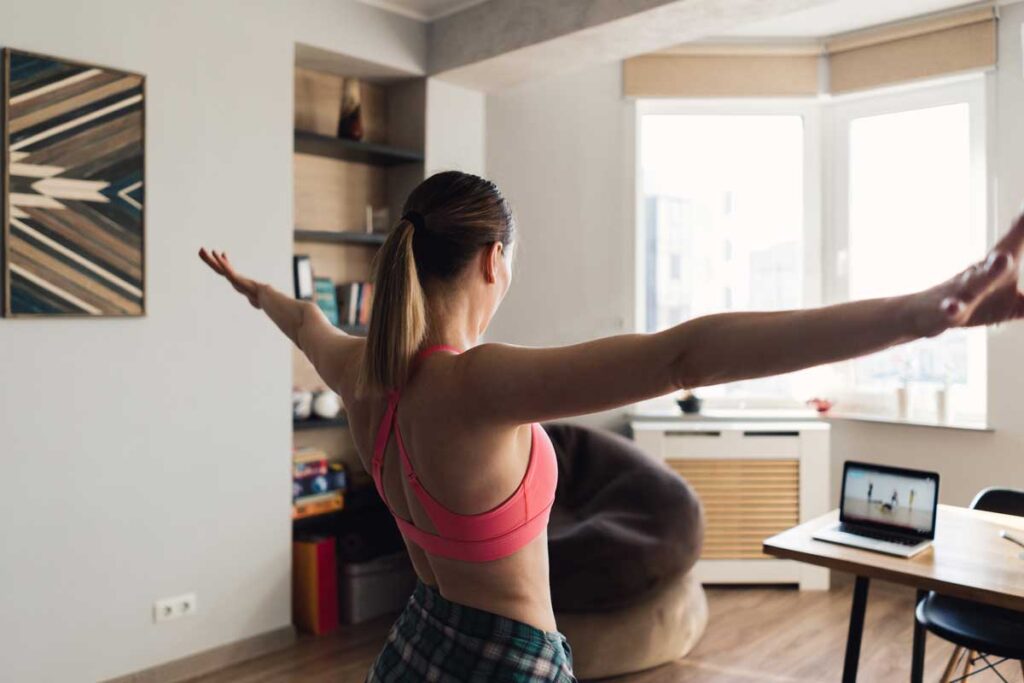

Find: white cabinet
<box><xmin>631</xmin><ymin>417</ymin><xmax>830</xmax><ymax>590</ymax></box>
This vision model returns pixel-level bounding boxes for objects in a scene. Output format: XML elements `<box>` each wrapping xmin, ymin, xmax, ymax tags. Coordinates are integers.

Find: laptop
<box><xmin>812</xmin><ymin>461</ymin><xmax>939</xmax><ymax>558</ymax></box>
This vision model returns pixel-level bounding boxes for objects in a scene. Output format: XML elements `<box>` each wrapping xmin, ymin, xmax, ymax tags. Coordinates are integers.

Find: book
<box><xmin>292</xmin><ymin>536</ymin><xmax>339</xmax><ymax>635</ymax></box>
<box><xmin>293</xmin><ymin>255</ymin><xmax>314</xmax><ymax>300</ymax></box>
<box><xmin>294</xmin><ymin>447</ymin><xmax>329</xmax><ymax>465</ymax></box>
<box><xmin>337</xmin><ymin>283</ymin><xmax>361</xmax><ymax>326</ymax></box>
<box><xmin>314</xmin><ymin>277</ymin><xmax>339</xmax><ymax>326</ymax></box>
<box><xmin>293</xmin><ymin>491</ymin><xmax>343</xmax><ymax>519</ymax></box>
<box><xmin>292</xmin><ymin>464</ymin><xmax>346</xmax><ymax>500</ymax></box>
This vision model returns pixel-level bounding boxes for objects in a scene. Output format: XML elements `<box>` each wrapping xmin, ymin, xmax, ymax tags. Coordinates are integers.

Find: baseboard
<box><xmin>102</xmin><ymin>625</ymin><xmax>296</xmax><ymax>683</ymax></box>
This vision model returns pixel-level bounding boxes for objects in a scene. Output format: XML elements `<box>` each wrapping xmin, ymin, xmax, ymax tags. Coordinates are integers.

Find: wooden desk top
<box><xmin>764</xmin><ymin>504</ymin><xmax>1024</xmax><ymax>612</ymax></box>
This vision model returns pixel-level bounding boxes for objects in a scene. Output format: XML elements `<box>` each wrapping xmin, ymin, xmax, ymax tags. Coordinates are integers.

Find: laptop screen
<box><xmin>840</xmin><ymin>462</ymin><xmax>939</xmax><ymax>537</ymax></box>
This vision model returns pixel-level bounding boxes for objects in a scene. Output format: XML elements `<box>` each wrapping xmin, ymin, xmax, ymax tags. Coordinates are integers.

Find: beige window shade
<box><xmin>623</xmin><ymin>46</ymin><xmax>821</xmax><ymax>98</ymax></box>
<box><xmin>826</xmin><ymin>7</ymin><xmax>997</xmax><ymax>94</ymax></box>
<box><xmin>624</xmin><ymin>7</ymin><xmax>997</xmax><ymax>99</ymax></box>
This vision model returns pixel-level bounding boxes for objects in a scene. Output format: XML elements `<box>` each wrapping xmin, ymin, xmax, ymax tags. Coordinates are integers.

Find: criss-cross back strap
<box><xmin>371</xmin><ymin>345</ymin><xmax>461</xmax><ymax>508</ymax></box>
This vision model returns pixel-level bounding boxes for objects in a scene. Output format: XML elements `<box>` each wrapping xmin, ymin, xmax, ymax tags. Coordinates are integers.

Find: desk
<box><xmin>764</xmin><ymin>505</ymin><xmax>1024</xmax><ymax>682</ymax></box>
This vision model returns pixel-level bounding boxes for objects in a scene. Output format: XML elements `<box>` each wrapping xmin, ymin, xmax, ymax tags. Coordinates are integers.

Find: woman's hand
<box><xmin>912</xmin><ymin>214</ymin><xmax>1024</xmax><ymax>337</ymax></box>
<box><xmin>199</xmin><ymin>248</ymin><xmax>262</xmax><ymax>309</ymax></box>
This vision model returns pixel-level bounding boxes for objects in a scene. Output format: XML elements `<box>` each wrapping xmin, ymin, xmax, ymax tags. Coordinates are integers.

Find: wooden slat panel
<box><xmin>671</xmin><ymin>458</ymin><xmax>799</xmax><ymax>560</ymax></box>
<box><xmin>664</xmin><ymin>434</ymin><xmax>799</xmax><ymax>460</ymax></box>
<box><xmin>294</xmin><ymin>153</ymin><xmax>387</xmax><ymax>232</ymax></box>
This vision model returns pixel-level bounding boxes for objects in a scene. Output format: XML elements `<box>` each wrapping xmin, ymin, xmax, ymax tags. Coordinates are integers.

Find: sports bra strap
<box><xmin>373</xmin><ymin>346</ymin><xmax>460</xmax><ymax>513</ymax></box>
<box><xmin>371</xmin><ymin>390</ymin><xmax>401</xmax><ymax>501</ymax></box>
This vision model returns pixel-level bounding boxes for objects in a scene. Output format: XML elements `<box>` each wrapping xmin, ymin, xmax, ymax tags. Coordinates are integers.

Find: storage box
<box><xmin>339</xmin><ymin>551</ymin><xmax>416</xmax><ymax>624</ymax></box>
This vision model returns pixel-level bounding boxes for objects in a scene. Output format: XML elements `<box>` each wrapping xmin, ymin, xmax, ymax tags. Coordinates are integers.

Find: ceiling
<box><xmin>355</xmin><ymin>0</ymin><xmax>489</xmax><ymax>21</ymax></box>
<box><xmin>724</xmin><ymin>0</ymin><xmax>982</xmax><ymax>37</ymax></box>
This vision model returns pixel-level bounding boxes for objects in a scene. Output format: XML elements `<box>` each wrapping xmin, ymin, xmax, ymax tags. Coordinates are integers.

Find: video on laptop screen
<box><xmin>842</xmin><ymin>465</ymin><xmax>937</xmax><ymax>534</ymax></box>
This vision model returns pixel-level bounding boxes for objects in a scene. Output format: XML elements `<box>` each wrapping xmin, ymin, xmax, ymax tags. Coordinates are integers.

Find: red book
<box><xmin>292</xmin><ymin>537</ymin><xmax>339</xmax><ymax>635</ymax></box>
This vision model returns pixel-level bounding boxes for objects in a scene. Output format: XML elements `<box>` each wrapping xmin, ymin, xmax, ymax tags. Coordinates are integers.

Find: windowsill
<box><xmin>824</xmin><ymin>412</ymin><xmax>993</xmax><ymax>433</ymax></box>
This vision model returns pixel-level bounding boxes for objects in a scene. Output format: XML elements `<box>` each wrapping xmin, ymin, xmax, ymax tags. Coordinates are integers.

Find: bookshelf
<box><xmin>291</xmin><ymin>50</ymin><xmax>426</xmax><ymax>525</ymax></box>
<box><xmin>294</xmin><ymin>416</ymin><xmax>349</xmax><ymax>431</ymax></box>
<box><xmin>294</xmin><ymin>130</ymin><xmax>424</xmax><ymax>166</ymax></box>
<box><xmin>294</xmin><ymin>229</ymin><xmax>387</xmax><ymax>246</ymax></box>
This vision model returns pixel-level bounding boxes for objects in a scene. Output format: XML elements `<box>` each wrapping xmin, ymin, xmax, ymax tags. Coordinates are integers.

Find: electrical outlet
<box><xmin>153</xmin><ymin>592</ymin><xmax>198</xmax><ymax>623</ymax></box>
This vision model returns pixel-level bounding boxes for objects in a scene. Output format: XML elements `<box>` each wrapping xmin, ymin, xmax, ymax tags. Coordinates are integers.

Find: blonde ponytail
<box><xmin>359</xmin><ymin>219</ymin><xmax>426</xmax><ymax>395</ymax></box>
<box><xmin>358</xmin><ymin>171</ymin><xmax>515</xmax><ymax>394</ymax></box>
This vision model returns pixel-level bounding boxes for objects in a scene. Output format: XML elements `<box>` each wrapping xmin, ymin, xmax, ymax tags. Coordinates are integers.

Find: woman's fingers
<box><xmin>199</xmin><ymin>248</ymin><xmax>260</xmax><ymax>309</ymax></box>
<box><xmin>953</xmin><ymin>251</ymin><xmax>1013</xmax><ymax>309</ymax></box>
<box><xmin>198</xmin><ymin>248</ymin><xmax>224</xmax><ymax>274</ymax></box>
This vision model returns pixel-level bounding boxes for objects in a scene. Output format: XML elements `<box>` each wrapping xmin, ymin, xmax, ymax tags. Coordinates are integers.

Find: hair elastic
<box><xmin>402</xmin><ymin>211</ymin><xmax>425</xmax><ymax>232</ymax></box>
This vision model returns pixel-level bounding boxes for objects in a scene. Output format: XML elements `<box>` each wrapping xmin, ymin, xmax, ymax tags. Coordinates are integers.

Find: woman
<box><xmin>201</xmin><ymin>171</ymin><xmax>1024</xmax><ymax>682</ymax></box>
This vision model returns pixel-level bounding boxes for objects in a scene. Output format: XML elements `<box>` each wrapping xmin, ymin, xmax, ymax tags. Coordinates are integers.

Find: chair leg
<box><xmin>940</xmin><ymin>646</ymin><xmax>963</xmax><ymax>683</ymax></box>
<box><xmin>911</xmin><ymin>590</ymin><xmax>927</xmax><ymax>683</ymax></box>
<box><xmin>962</xmin><ymin>650</ymin><xmax>976</xmax><ymax>678</ymax></box>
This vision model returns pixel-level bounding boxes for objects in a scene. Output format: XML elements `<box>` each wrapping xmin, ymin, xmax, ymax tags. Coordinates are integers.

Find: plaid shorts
<box><xmin>367</xmin><ymin>581</ymin><xmax>576</xmax><ymax>682</ymax></box>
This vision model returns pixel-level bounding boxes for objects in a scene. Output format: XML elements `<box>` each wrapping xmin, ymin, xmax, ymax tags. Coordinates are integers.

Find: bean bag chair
<box><xmin>544</xmin><ymin>423</ymin><xmax>707</xmax><ymax>680</ymax></box>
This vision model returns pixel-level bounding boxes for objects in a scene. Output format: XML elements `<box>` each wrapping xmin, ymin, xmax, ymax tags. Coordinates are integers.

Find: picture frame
<box><xmin>1</xmin><ymin>48</ymin><xmax>146</xmax><ymax>318</ymax></box>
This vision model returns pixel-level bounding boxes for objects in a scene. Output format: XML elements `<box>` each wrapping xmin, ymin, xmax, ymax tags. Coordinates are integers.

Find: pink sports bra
<box><xmin>371</xmin><ymin>345</ymin><xmax>558</xmax><ymax>562</ymax></box>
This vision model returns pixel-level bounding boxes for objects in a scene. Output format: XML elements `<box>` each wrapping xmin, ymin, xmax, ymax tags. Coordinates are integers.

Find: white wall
<box><xmin>485</xmin><ymin>11</ymin><xmax>1024</xmax><ymax>500</ymax></box>
<box><xmin>486</xmin><ymin>62</ymin><xmax>636</xmax><ymax>428</ymax></box>
<box><xmin>426</xmin><ymin>78</ymin><xmax>486</xmax><ymax>175</ymax></box>
<box><xmin>0</xmin><ymin>2</ymin><xmax>424</xmax><ymax>682</ymax></box>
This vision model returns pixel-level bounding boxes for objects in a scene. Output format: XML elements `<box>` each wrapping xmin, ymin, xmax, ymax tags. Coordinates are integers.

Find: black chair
<box><xmin>913</xmin><ymin>487</ymin><xmax>1024</xmax><ymax>682</ymax></box>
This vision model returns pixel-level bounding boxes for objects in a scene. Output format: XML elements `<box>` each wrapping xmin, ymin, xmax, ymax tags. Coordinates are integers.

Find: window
<box><xmin>639</xmin><ymin>106</ymin><xmax>817</xmax><ymax>400</ymax></box>
<box><xmin>636</xmin><ymin>78</ymin><xmax>988</xmax><ymax>424</ymax></box>
<box><xmin>831</xmin><ymin>80</ymin><xmax>987</xmax><ymax>424</ymax></box>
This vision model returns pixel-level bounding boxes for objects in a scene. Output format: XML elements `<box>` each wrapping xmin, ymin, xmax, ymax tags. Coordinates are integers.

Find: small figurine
<box><xmin>337</xmin><ymin>78</ymin><xmax>364</xmax><ymax>141</ymax></box>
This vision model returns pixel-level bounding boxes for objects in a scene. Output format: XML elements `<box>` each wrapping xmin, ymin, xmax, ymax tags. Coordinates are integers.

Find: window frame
<box><xmin>633</xmin><ymin>75</ymin><xmax>992</xmax><ymax>424</ymax></box>
<box><xmin>634</xmin><ymin>98</ymin><xmax>824</xmax><ymax>337</ymax></box>
<box><xmin>825</xmin><ymin>76</ymin><xmax>989</xmax><ymax>306</ymax></box>
<box><xmin>825</xmin><ymin>76</ymin><xmax>990</xmax><ymax>425</ymax></box>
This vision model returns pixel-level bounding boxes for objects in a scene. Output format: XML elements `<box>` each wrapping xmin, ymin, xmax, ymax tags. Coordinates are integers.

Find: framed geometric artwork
<box><xmin>1</xmin><ymin>48</ymin><xmax>145</xmax><ymax>317</ymax></box>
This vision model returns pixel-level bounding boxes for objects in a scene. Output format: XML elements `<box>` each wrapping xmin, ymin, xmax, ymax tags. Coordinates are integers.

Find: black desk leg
<box><xmin>911</xmin><ymin>590</ymin><xmax>927</xmax><ymax>683</ymax></box>
<box><xmin>843</xmin><ymin>576</ymin><xmax>871</xmax><ymax>683</ymax></box>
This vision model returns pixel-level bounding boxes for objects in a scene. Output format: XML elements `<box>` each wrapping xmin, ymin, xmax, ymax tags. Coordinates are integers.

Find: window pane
<box><xmin>848</xmin><ymin>103</ymin><xmax>972</xmax><ymax>298</ymax></box>
<box><xmin>845</xmin><ymin>102</ymin><xmax>985</xmax><ymax>420</ymax></box>
<box><xmin>640</xmin><ymin>114</ymin><xmax>804</xmax><ymax>398</ymax></box>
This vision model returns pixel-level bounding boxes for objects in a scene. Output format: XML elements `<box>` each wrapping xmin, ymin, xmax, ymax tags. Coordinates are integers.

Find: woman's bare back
<box><xmin>341</xmin><ymin>347</ymin><xmax>559</xmax><ymax>632</ymax></box>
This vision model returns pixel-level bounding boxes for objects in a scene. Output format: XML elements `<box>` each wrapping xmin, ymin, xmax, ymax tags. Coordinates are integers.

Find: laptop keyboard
<box><xmin>839</xmin><ymin>524</ymin><xmax>920</xmax><ymax>546</ymax></box>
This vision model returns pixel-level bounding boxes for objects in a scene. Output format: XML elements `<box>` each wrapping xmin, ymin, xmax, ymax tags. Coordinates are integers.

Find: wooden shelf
<box><xmin>293</xmin><ymin>415</ymin><xmax>349</xmax><ymax>431</ymax></box>
<box><xmin>294</xmin><ymin>130</ymin><xmax>424</xmax><ymax>167</ymax></box>
<box><xmin>295</xmin><ymin>229</ymin><xmax>387</xmax><ymax>246</ymax></box>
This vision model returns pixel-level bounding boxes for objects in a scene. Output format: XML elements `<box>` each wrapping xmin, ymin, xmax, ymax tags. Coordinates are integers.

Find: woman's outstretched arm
<box><xmin>459</xmin><ymin>216</ymin><xmax>1024</xmax><ymax>425</ymax></box>
<box><xmin>198</xmin><ymin>249</ymin><xmax>359</xmax><ymax>390</ymax></box>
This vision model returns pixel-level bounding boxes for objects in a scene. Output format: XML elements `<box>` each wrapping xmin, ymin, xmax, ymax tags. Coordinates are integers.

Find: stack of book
<box><xmin>293</xmin><ymin>447</ymin><xmax>346</xmax><ymax>520</ymax></box>
<box><xmin>336</xmin><ymin>281</ymin><xmax>374</xmax><ymax>327</ymax></box>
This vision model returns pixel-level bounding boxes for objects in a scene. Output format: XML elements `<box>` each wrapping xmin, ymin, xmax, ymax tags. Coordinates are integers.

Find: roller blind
<box><xmin>827</xmin><ymin>7</ymin><xmax>997</xmax><ymax>94</ymax></box>
<box><xmin>623</xmin><ymin>6</ymin><xmax>997</xmax><ymax>98</ymax></box>
<box><xmin>623</xmin><ymin>44</ymin><xmax>821</xmax><ymax>98</ymax></box>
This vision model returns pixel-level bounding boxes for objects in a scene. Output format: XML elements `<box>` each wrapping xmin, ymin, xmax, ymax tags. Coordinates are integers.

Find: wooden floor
<box><xmin>188</xmin><ymin>581</ymin><xmax>1022</xmax><ymax>683</ymax></box>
